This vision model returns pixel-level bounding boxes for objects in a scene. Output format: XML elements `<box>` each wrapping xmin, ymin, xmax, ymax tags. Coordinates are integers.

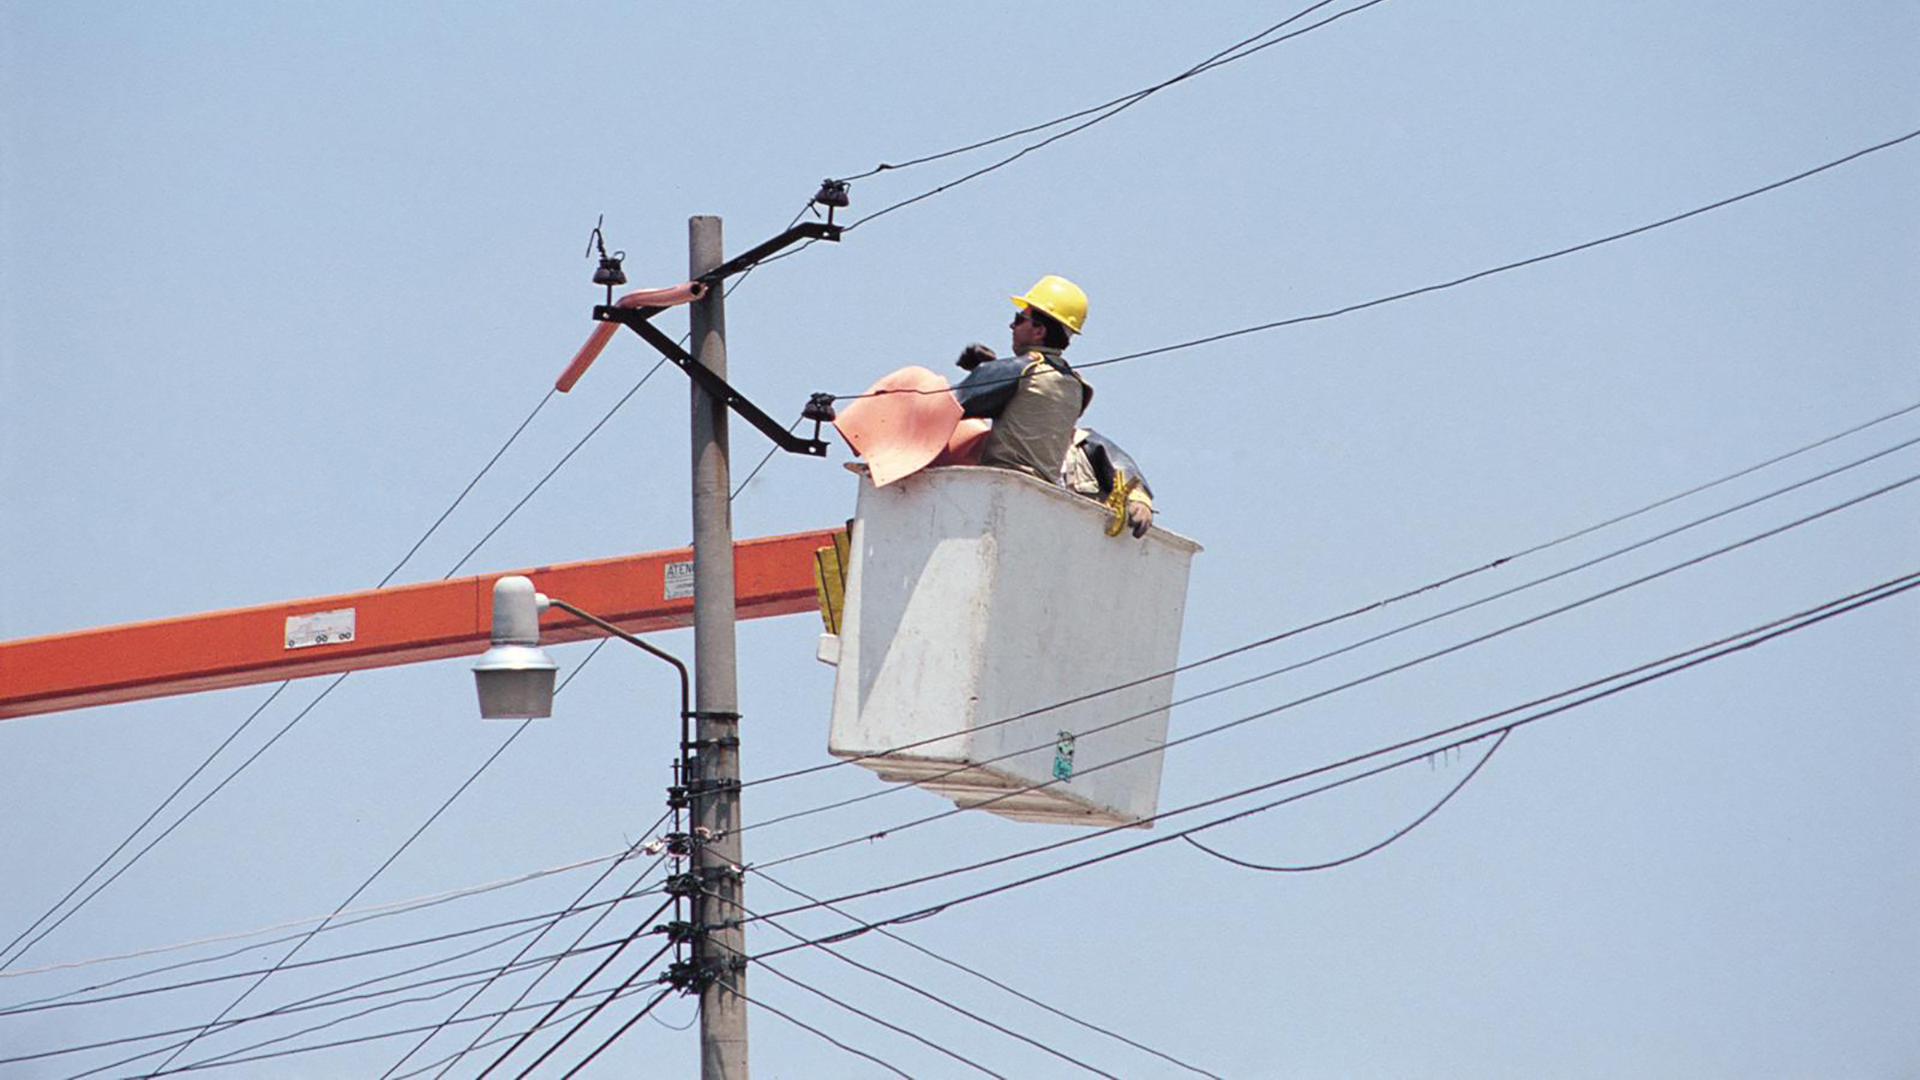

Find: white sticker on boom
<box><xmin>285</xmin><ymin>608</ymin><xmax>356</xmax><ymax>650</ymax></box>
<box><xmin>663</xmin><ymin>561</ymin><xmax>695</xmax><ymax>601</ymax></box>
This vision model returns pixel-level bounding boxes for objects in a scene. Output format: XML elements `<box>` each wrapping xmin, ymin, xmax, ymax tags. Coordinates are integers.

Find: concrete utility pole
<box><xmin>688</xmin><ymin>214</ymin><xmax>748</xmax><ymax>1079</ymax></box>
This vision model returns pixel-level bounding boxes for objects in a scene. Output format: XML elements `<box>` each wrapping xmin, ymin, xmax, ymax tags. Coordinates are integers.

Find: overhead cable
<box><xmin>726</xmin><ymin>891</ymin><xmax>1120</xmax><ymax>1078</ymax></box>
<box><xmin>0</xmin><ymin>389</ymin><xmax>560</xmax><ymax>973</ymax></box>
<box><xmin>831</xmin><ymin>128</ymin><xmax>1920</xmax><ymax>403</ymax></box>
<box><xmin>377</xmin><ymin>812</ymin><xmax>674</xmax><ymax>1079</ymax></box>
<box><xmin>732</xmin><ymin>959</ymin><xmax>999</xmax><ymax>1079</ymax></box>
<box><xmin>1183</xmin><ymin>728</ymin><xmax>1511</xmax><ymax>872</ymax></box>
<box><xmin>749</xmin><ymin>867</ymin><xmax>1224</xmax><ymax>1080</ymax></box>
<box><xmin>38</xmin><ymin>935</ymin><xmax>650</xmax><ymax>1080</ymax></box>
<box><xmin>834</xmin><ymin>3</ymin><xmax>1345</xmax><ymax>183</ymax></box>
<box><xmin>846</xmin><ymin>1</ymin><xmax>1388</xmax><ymax>232</ymax></box>
<box><xmin>480</xmin><ymin>930</ymin><xmax>676</xmax><ymax>1078</ymax></box>
<box><xmin>742</xmin><ymin>571</ymin><xmax>1919</xmax><ymax>955</ymax></box>
<box><xmin>734</xmin><ymin>426</ymin><xmax>1920</xmax><ymax>832</ymax></box>
<box><xmin>92</xmin><ymin>983</ymin><xmax>655</xmax><ymax>1078</ymax></box>
<box><xmin>728</xmin><ymin>981</ymin><xmax>916</xmax><ymax>1080</ymax></box>
<box><xmin>0</xmin><ymin>844</ymin><xmax>639</xmax><ymax>985</ymax></box>
<box><xmin>749</xmin><ymin>470</ymin><xmax>1919</xmax><ymax>877</ymax></box>
<box><xmin>0</xmin><ymin>884</ymin><xmax>665</xmax><ymax>1020</ymax></box>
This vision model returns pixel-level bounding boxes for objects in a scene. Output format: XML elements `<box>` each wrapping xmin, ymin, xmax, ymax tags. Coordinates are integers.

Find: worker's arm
<box><xmin>1079</xmin><ymin>429</ymin><xmax>1153</xmax><ymax>504</ymax></box>
<box><xmin>954</xmin><ymin>355</ymin><xmax>1030</xmax><ymax>419</ymax></box>
<box><xmin>1080</xmin><ymin>428</ymin><xmax>1155</xmax><ymax>538</ymax></box>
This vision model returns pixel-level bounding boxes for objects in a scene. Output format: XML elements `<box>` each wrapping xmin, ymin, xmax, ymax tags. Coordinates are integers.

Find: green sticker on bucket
<box><xmin>1052</xmin><ymin>731</ymin><xmax>1076</xmax><ymax>782</ymax></box>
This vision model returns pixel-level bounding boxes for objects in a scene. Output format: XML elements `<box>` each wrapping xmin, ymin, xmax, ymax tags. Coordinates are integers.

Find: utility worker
<box><xmin>952</xmin><ymin>275</ymin><xmax>1093</xmax><ymax>483</ymax></box>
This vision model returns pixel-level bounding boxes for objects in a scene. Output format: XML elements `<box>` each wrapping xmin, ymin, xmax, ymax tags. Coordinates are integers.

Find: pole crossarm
<box><xmin>593</xmin><ymin>218</ymin><xmax>842</xmax><ymax>458</ymax></box>
<box><xmin>0</xmin><ymin>528</ymin><xmax>842</xmax><ymax>720</ymax></box>
<box><xmin>596</xmin><ymin>308</ymin><xmax>829</xmax><ymax>457</ymax></box>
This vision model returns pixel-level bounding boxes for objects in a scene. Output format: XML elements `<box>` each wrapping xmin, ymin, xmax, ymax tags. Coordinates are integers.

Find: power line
<box><xmin>739</xmin><ymin>403</ymin><xmax>1920</xmax><ymax>799</ymax></box>
<box><xmin>549</xmin><ymin>984</ymin><xmax>678</xmax><ymax>1079</ymax></box>
<box><xmin>0</xmin><ymin>391</ymin><xmax>560</xmax><ymax>974</ymax></box>
<box><xmin>830</xmin><ymin>128</ymin><xmax>1920</xmax><ymax>404</ymax></box>
<box><xmin>749</xmin><ymin>866</ymin><xmax>1224</xmax><ymax>1079</ymax></box>
<box><xmin>0</xmin><ymin>885</ymin><xmax>665</xmax><ymax>1020</ymax></box>
<box><xmin>475</xmin><ymin>914</ymin><xmax>675</xmax><ymax>1078</ymax></box>
<box><xmin>1183</xmin><ymin>728</ymin><xmax>1511</xmax><ymax>872</ymax></box>
<box><xmin>101</xmin><ymin>982</ymin><xmax>657</xmax><ymax>1077</ymax></box>
<box><xmin>731</xmin><ymin>980</ymin><xmax>916</xmax><ymax>1080</ymax></box>
<box><xmin>498</xmin><ymin>938</ymin><xmax>676</xmax><ymax>1079</ymax></box>
<box><xmin>833</xmin><ymin>3</ymin><xmax>1345</xmax><ymax>184</ymax></box>
<box><xmin>744</xmin><ymin>474</ymin><xmax>1919</xmax><ymax>883</ymax></box>
<box><xmin>143</xmin><ymin>720</ymin><xmax>543</xmax><ymax>1074</ymax></box>
<box><xmin>733</xmin><ymin>428</ymin><xmax>1920</xmax><ymax>838</ymax></box>
<box><xmin>16</xmin><ymin>923</ymin><xmax>587</xmax><ymax>1073</ymax></box>
<box><xmin>0</xmin><ymin>843</ymin><xmax>640</xmax><ymax>987</ymax></box>
<box><xmin>845</xmin><ymin>0</ymin><xmax>1389</xmax><ymax>233</ymax></box>
<box><xmin>738</xmin><ymin>955</ymin><xmax>1005</xmax><ymax>1079</ymax></box>
<box><xmin>376</xmin><ymin>814</ymin><xmax>674</xmax><ymax>1079</ymax></box>
<box><xmin>743</xmin><ymin>571</ymin><xmax>1920</xmax><ymax>956</ymax></box>
<box><xmin>40</xmin><ymin>935</ymin><xmax>651</xmax><ymax>1080</ymax></box>
<box><xmin>726</xmin><ymin>890</ymin><xmax>1120</xmax><ymax>1078</ymax></box>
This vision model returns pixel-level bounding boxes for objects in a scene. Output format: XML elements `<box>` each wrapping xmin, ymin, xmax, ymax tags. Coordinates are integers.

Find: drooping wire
<box><xmin>741</xmin><ymin>571</ymin><xmax>1920</xmax><ymax>955</ymax></box>
<box><xmin>743</xmin><ymin>473</ymin><xmax>1920</xmax><ymax>880</ymax></box>
<box><xmin>1183</xmin><ymin>728</ymin><xmax>1512</xmax><ymax>872</ymax></box>
<box><xmin>829</xmin><ymin>128</ymin><xmax>1920</xmax><ymax>404</ymax></box>
<box><xmin>731</xmin><ymin>421</ymin><xmax>1920</xmax><ymax>822</ymax></box>
<box><xmin>748</xmin><ymin>867</ymin><xmax>1223</xmax><ymax>1079</ymax></box>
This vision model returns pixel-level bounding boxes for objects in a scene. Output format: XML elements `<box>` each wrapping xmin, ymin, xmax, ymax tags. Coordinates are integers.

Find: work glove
<box><xmin>1126</xmin><ymin>502</ymin><xmax>1153</xmax><ymax>539</ymax></box>
<box><xmin>956</xmin><ymin>343</ymin><xmax>997</xmax><ymax>371</ymax></box>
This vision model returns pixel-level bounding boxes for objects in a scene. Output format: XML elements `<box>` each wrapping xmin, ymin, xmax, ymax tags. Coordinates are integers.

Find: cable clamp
<box><xmin>695</xmin><ymin>864</ymin><xmax>743</xmax><ymax>884</ymax></box>
<box><xmin>655</xmin><ymin>920</ymin><xmax>702</xmax><ymax>944</ymax></box>
<box><xmin>665</xmin><ymin>959</ymin><xmax>706</xmax><ymax>993</ymax></box>
<box><xmin>685</xmin><ymin>709</ymin><xmax>741</xmax><ymax>723</ymax></box>
<box><xmin>683</xmin><ymin>735</ymin><xmax>739</xmax><ymax>751</ymax></box>
<box><xmin>683</xmin><ymin>777</ymin><xmax>740</xmax><ymax>796</ymax></box>
<box><xmin>665</xmin><ymin>873</ymin><xmax>703</xmax><ymax>898</ymax></box>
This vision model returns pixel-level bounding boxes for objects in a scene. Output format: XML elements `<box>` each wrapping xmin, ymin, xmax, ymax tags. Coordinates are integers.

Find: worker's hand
<box><xmin>1126</xmin><ymin>502</ymin><xmax>1153</xmax><ymax>538</ymax></box>
<box><xmin>957</xmin><ymin>343</ymin><xmax>996</xmax><ymax>371</ymax></box>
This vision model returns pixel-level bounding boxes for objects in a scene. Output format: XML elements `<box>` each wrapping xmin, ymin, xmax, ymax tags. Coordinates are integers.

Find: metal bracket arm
<box><xmin>595</xmin><ymin>306</ymin><xmax>828</xmax><ymax>457</ymax></box>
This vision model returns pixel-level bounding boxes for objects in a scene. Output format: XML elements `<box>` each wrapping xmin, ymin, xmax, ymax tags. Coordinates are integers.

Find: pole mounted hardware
<box><xmin>812</xmin><ymin>178</ymin><xmax>851</xmax><ymax>227</ymax></box>
<box><xmin>586</xmin><ymin>214</ymin><xmax>628</xmax><ymax>306</ymax></box>
<box><xmin>593</xmin><ymin>217</ymin><xmax>846</xmax><ymax>458</ymax></box>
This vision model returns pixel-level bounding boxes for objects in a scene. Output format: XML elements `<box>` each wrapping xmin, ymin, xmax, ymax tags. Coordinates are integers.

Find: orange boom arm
<box><xmin>0</xmin><ymin>528</ymin><xmax>840</xmax><ymax>721</ymax></box>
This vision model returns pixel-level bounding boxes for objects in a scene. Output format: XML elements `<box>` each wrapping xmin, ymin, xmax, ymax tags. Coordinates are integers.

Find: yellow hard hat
<box><xmin>1010</xmin><ymin>274</ymin><xmax>1088</xmax><ymax>335</ymax></box>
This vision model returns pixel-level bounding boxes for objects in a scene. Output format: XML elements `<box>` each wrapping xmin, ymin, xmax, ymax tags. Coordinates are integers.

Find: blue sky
<box><xmin>3</xmin><ymin>2</ymin><xmax>1915</xmax><ymax>1076</ymax></box>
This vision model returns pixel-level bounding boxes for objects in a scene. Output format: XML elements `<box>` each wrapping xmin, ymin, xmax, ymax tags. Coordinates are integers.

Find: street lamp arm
<box><xmin>548</xmin><ymin>598</ymin><xmax>691</xmax><ymax>725</ymax></box>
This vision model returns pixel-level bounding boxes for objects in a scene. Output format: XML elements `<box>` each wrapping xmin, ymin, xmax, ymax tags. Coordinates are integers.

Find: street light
<box><xmin>472</xmin><ymin>575</ymin><xmax>691</xmax><ymax>725</ymax></box>
<box><xmin>473</xmin><ymin>576</ymin><xmax>558</xmax><ymax>719</ymax></box>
